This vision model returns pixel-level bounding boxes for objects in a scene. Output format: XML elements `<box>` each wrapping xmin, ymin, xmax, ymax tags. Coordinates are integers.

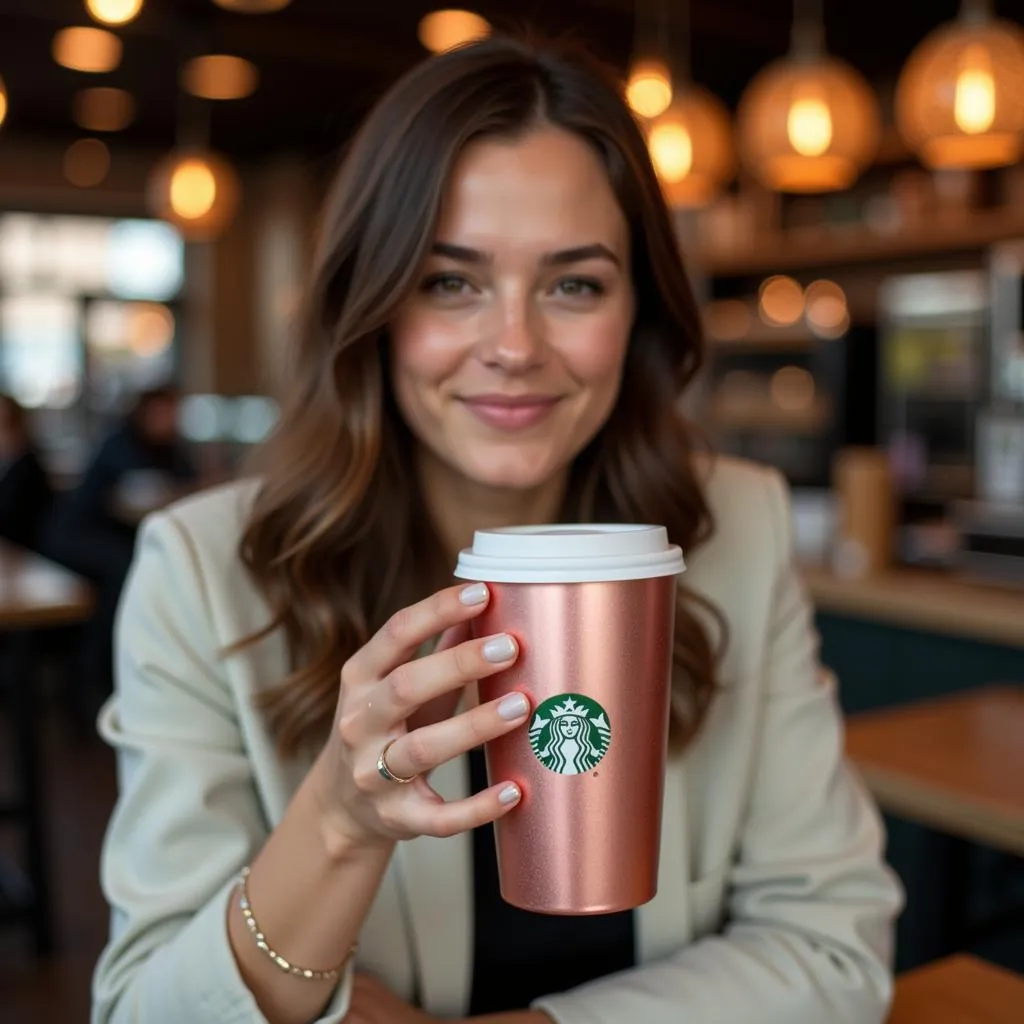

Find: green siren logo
<box><xmin>528</xmin><ymin>693</ymin><xmax>611</xmax><ymax>775</ymax></box>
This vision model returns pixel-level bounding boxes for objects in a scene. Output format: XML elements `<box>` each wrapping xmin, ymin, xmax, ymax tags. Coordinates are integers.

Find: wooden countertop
<box><xmin>801</xmin><ymin>563</ymin><xmax>1024</xmax><ymax>649</ymax></box>
<box><xmin>846</xmin><ymin>686</ymin><xmax>1024</xmax><ymax>857</ymax></box>
<box><xmin>0</xmin><ymin>540</ymin><xmax>94</xmax><ymax>629</ymax></box>
<box><xmin>889</xmin><ymin>954</ymin><xmax>1024</xmax><ymax>1023</ymax></box>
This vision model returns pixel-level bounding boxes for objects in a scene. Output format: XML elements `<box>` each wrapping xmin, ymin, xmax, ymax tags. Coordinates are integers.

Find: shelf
<box><xmin>802</xmin><ymin>562</ymin><xmax>1024</xmax><ymax>649</ymax></box>
<box><xmin>695</xmin><ymin>206</ymin><xmax>1024</xmax><ymax>277</ymax></box>
<box><xmin>708</xmin><ymin>396</ymin><xmax>832</xmax><ymax>434</ymax></box>
<box><xmin>708</xmin><ymin>330</ymin><xmax>820</xmax><ymax>352</ymax></box>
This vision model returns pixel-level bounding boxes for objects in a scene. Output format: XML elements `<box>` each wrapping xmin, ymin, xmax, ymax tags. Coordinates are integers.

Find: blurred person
<box><xmin>92</xmin><ymin>35</ymin><xmax>901</xmax><ymax>1024</ymax></box>
<box><xmin>46</xmin><ymin>386</ymin><xmax>197</xmax><ymax>695</ymax></box>
<box><xmin>0</xmin><ymin>393</ymin><xmax>53</xmax><ymax>552</ymax></box>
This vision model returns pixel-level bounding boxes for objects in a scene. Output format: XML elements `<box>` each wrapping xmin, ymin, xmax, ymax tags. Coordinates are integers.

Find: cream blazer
<box><xmin>92</xmin><ymin>457</ymin><xmax>901</xmax><ymax>1024</ymax></box>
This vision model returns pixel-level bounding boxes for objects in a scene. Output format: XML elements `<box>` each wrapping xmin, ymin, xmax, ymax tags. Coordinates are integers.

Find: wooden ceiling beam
<box><xmin>566</xmin><ymin>0</ymin><xmax>790</xmax><ymax>51</ymax></box>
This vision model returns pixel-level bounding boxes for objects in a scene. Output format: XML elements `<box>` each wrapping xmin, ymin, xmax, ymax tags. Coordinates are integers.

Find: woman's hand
<box><xmin>344</xmin><ymin>974</ymin><xmax>437</xmax><ymax>1024</ymax></box>
<box><xmin>344</xmin><ymin>974</ymin><xmax>435</xmax><ymax>1023</ymax></box>
<box><xmin>312</xmin><ymin>582</ymin><xmax>529</xmax><ymax>850</ymax></box>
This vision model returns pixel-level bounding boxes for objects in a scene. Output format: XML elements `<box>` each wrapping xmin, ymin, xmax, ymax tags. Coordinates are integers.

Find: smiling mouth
<box><xmin>458</xmin><ymin>395</ymin><xmax>563</xmax><ymax>431</ymax></box>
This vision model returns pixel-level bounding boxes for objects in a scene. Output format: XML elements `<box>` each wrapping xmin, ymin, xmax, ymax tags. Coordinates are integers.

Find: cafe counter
<box><xmin>801</xmin><ymin>563</ymin><xmax>1024</xmax><ymax>650</ymax></box>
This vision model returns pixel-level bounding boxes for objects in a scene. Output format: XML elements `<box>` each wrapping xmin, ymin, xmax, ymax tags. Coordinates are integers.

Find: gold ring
<box><xmin>377</xmin><ymin>738</ymin><xmax>416</xmax><ymax>785</ymax></box>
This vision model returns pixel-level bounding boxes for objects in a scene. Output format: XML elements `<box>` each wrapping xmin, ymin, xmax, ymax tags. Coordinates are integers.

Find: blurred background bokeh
<box><xmin>1</xmin><ymin>2</ymin><xmax>1023</xmax><ymax>1021</ymax></box>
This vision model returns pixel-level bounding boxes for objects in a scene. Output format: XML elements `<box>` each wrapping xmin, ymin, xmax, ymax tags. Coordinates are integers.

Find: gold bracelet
<box><xmin>237</xmin><ymin>866</ymin><xmax>357</xmax><ymax>981</ymax></box>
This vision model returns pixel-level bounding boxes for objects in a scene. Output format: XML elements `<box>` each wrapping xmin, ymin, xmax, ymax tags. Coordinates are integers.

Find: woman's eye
<box><xmin>423</xmin><ymin>273</ymin><xmax>473</xmax><ymax>296</ymax></box>
<box><xmin>554</xmin><ymin>278</ymin><xmax>604</xmax><ymax>298</ymax></box>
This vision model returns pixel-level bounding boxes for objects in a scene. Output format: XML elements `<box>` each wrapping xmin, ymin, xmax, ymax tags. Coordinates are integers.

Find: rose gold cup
<box><xmin>454</xmin><ymin>525</ymin><xmax>684</xmax><ymax>914</ymax></box>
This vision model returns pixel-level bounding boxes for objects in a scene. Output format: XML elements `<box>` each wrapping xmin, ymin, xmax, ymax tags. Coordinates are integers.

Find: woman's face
<box><xmin>559</xmin><ymin>716</ymin><xmax>581</xmax><ymax>739</ymax></box>
<box><xmin>389</xmin><ymin>126</ymin><xmax>635</xmax><ymax>492</ymax></box>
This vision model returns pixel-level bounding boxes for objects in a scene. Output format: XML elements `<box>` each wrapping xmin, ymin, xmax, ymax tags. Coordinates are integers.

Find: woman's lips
<box><xmin>459</xmin><ymin>396</ymin><xmax>563</xmax><ymax>431</ymax></box>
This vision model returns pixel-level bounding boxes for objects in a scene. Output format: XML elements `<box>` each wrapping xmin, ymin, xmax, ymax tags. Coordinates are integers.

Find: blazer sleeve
<box><xmin>91</xmin><ymin>511</ymin><xmax>354</xmax><ymax>1024</ymax></box>
<box><xmin>533</xmin><ymin>470</ymin><xmax>903</xmax><ymax>1024</ymax></box>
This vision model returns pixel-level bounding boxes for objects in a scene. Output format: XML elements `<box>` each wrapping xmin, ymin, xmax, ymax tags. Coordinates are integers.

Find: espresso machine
<box><xmin>877</xmin><ymin>269</ymin><xmax>989</xmax><ymax>566</ymax></box>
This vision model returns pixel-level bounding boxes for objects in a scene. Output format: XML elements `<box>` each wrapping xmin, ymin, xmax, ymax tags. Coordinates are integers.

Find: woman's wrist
<box><xmin>304</xmin><ymin>744</ymin><xmax>395</xmax><ymax>863</ymax></box>
<box><xmin>227</xmin><ymin>756</ymin><xmax>396</xmax><ymax>1024</ymax></box>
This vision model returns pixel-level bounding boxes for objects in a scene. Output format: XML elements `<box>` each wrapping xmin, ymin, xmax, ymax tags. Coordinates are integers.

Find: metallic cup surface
<box><xmin>474</xmin><ymin>575</ymin><xmax>678</xmax><ymax>914</ymax></box>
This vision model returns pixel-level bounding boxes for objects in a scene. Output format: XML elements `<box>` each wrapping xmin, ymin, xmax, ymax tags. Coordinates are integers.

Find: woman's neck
<box><xmin>416</xmin><ymin>446</ymin><xmax>568</xmax><ymax>567</ymax></box>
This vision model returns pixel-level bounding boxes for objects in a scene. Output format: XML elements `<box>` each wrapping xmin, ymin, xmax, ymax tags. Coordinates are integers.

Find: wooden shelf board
<box><xmin>695</xmin><ymin>207</ymin><xmax>1024</xmax><ymax>277</ymax></box>
<box><xmin>802</xmin><ymin>562</ymin><xmax>1024</xmax><ymax>649</ymax></box>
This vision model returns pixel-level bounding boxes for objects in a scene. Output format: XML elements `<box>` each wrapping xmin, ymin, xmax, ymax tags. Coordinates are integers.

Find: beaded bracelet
<box><xmin>237</xmin><ymin>866</ymin><xmax>357</xmax><ymax>982</ymax></box>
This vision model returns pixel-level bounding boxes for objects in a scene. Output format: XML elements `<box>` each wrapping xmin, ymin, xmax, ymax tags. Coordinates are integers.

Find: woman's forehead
<box><xmin>434</xmin><ymin>127</ymin><xmax>628</xmax><ymax>259</ymax></box>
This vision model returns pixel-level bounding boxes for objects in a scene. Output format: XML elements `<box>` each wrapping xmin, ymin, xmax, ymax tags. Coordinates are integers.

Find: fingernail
<box><xmin>459</xmin><ymin>582</ymin><xmax>488</xmax><ymax>606</ymax></box>
<box><xmin>498</xmin><ymin>784</ymin><xmax>521</xmax><ymax>806</ymax></box>
<box><xmin>482</xmin><ymin>634</ymin><xmax>517</xmax><ymax>663</ymax></box>
<box><xmin>497</xmin><ymin>692</ymin><xmax>529</xmax><ymax>720</ymax></box>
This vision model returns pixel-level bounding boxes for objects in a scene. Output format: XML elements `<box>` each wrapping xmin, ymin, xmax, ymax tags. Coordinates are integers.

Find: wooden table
<box><xmin>0</xmin><ymin>540</ymin><xmax>95</xmax><ymax>628</ymax></box>
<box><xmin>802</xmin><ymin>564</ymin><xmax>1024</xmax><ymax>650</ymax></box>
<box><xmin>846</xmin><ymin>686</ymin><xmax>1024</xmax><ymax>857</ymax></box>
<box><xmin>0</xmin><ymin>540</ymin><xmax>93</xmax><ymax>954</ymax></box>
<box><xmin>889</xmin><ymin>955</ymin><xmax>1024</xmax><ymax>1023</ymax></box>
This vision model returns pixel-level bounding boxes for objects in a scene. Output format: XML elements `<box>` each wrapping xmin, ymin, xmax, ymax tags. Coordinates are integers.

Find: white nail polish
<box><xmin>498</xmin><ymin>784</ymin><xmax>521</xmax><ymax>806</ymax></box>
<box><xmin>497</xmin><ymin>692</ymin><xmax>529</xmax><ymax>720</ymax></box>
<box><xmin>482</xmin><ymin>634</ymin><xmax>517</xmax><ymax>663</ymax></box>
<box><xmin>459</xmin><ymin>582</ymin><xmax>488</xmax><ymax>606</ymax></box>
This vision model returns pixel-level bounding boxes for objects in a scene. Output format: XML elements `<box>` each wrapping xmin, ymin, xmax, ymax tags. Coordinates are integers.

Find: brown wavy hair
<box><xmin>240</xmin><ymin>34</ymin><xmax>724</xmax><ymax>758</ymax></box>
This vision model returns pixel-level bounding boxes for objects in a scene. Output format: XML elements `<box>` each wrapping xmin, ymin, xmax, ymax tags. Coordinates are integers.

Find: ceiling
<box><xmin>0</xmin><ymin>0</ymin><xmax>1020</xmax><ymax>161</ymax></box>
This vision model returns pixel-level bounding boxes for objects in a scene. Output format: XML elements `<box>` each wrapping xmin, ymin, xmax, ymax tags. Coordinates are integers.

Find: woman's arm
<box><xmin>530</xmin><ymin>470</ymin><xmax>902</xmax><ymax>1024</ymax></box>
<box><xmin>94</xmin><ymin>504</ymin><xmax>531</xmax><ymax>1024</ymax></box>
<box><xmin>93</xmin><ymin>511</ymin><xmax>386</xmax><ymax>1024</ymax></box>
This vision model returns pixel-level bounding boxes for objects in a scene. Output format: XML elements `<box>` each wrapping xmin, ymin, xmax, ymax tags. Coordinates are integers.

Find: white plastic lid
<box><xmin>454</xmin><ymin>524</ymin><xmax>685</xmax><ymax>584</ymax></box>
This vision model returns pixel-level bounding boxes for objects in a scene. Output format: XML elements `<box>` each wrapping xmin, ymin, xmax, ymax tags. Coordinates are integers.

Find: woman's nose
<box><xmin>478</xmin><ymin>295</ymin><xmax>546</xmax><ymax>372</ymax></box>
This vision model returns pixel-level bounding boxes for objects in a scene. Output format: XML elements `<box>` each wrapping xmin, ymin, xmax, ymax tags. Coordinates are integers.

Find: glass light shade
<box><xmin>0</xmin><ymin>76</ymin><xmax>7</xmax><ymax>129</ymax></box>
<box><xmin>737</xmin><ymin>55</ymin><xmax>881</xmax><ymax>192</ymax></box>
<box><xmin>627</xmin><ymin>59</ymin><xmax>673</xmax><ymax>119</ymax></box>
<box><xmin>181</xmin><ymin>55</ymin><xmax>259</xmax><ymax>100</ymax></box>
<box><xmin>896</xmin><ymin>18</ymin><xmax>1024</xmax><ymax>170</ymax></box>
<box><xmin>63</xmin><ymin>138</ymin><xmax>111</xmax><ymax>188</ymax></box>
<box><xmin>86</xmin><ymin>0</ymin><xmax>143</xmax><ymax>26</ymax></box>
<box><xmin>147</xmin><ymin>150</ymin><xmax>241</xmax><ymax>241</ymax></box>
<box><xmin>72</xmin><ymin>87</ymin><xmax>135</xmax><ymax>132</ymax></box>
<box><xmin>418</xmin><ymin>10</ymin><xmax>490</xmax><ymax>53</ymax></box>
<box><xmin>647</xmin><ymin>86</ymin><xmax>734</xmax><ymax>207</ymax></box>
<box><xmin>53</xmin><ymin>27</ymin><xmax>123</xmax><ymax>73</ymax></box>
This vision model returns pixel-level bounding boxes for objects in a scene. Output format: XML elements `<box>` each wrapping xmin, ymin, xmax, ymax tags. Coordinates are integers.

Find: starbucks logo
<box><xmin>528</xmin><ymin>694</ymin><xmax>611</xmax><ymax>775</ymax></box>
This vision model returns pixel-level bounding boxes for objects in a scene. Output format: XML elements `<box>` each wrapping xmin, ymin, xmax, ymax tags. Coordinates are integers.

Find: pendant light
<box><xmin>645</xmin><ymin>0</ymin><xmax>734</xmax><ymax>207</ymax></box>
<box><xmin>0</xmin><ymin>76</ymin><xmax>7</xmax><ymax>130</ymax></box>
<box><xmin>147</xmin><ymin>93</ymin><xmax>240</xmax><ymax>242</ymax></box>
<box><xmin>53</xmin><ymin>26</ymin><xmax>122</xmax><ymax>73</ymax></box>
<box><xmin>418</xmin><ymin>10</ymin><xmax>491</xmax><ymax>53</ymax></box>
<box><xmin>626</xmin><ymin>0</ymin><xmax>673</xmax><ymax>119</ymax></box>
<box><xmin>896</xmin><ymin>0</ymin><xmax>1024</xmax><ymax>170</ymax></box>
<box><xmin>737</xmin><ymin>0</ymin><xmax>881</xmax><ymax>193</ymax></box>
<box><xmin>148</xmin><ymin>149</ymin><xmax>240</xmax><ymax>240</ymax></box>
<box><xmin>86</xmin><ymin>0</ymin><xmax>144</xmax><ymax>26</ymax></box>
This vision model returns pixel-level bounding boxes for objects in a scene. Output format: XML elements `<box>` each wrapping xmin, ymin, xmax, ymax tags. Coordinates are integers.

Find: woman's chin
<box><xmin>459</xmin><ymin>456</ymin><xmax>563</xmax><ymax>495</ymax></box>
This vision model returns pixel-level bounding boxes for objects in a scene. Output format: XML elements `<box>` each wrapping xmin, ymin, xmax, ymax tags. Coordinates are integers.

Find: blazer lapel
<box><xmin>637</xmin><ymin>756</ymin><xmax>693</xmax><ymax>961</ymax></box>
<box><xmin>395</xmin><ymin>753</ymin><xmax>474</xmax><ymax>1017</ymax></box>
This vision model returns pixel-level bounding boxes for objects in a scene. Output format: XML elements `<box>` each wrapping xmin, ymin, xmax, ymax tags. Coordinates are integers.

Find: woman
<box><xmin>0</xmin><ymin>393</ymin><xmax>53</xmax><ymax>552</ymax></box>
<box><xmin>93</xmin><ymin>35</ymin><xmax>901</xmax><ymax>1024</ymax></box>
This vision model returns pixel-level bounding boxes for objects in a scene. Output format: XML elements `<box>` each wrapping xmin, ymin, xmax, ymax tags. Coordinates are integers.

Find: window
<box><xmin>0</xmin><ymin>212</ymin><xmax>184</xmax><ymax>470</ymax></box>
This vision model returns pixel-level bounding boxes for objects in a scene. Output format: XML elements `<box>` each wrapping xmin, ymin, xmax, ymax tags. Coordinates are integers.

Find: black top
<box><xmin>468</xmin><ymin>747</ymin><xmax>636</xmax><ymax>1014</ymax></box>
<box><xmin>0</xmin><ymin>448</ymin><xmax>53</xmax><ymax>552</ymax></box>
